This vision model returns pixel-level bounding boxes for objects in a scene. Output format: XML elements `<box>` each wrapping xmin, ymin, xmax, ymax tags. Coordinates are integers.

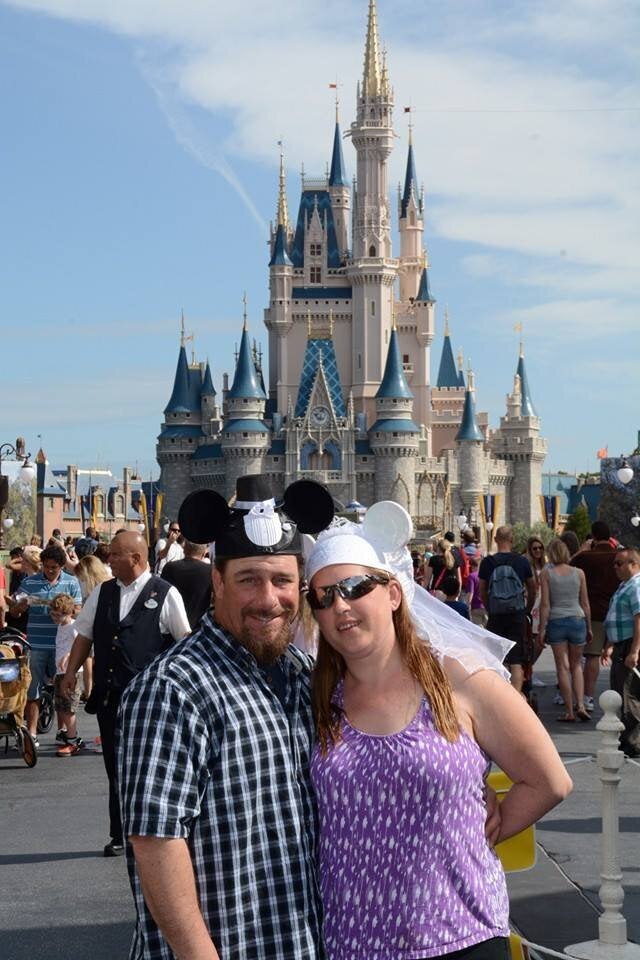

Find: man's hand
<box><xmin>624</xmin><ymin>649</ymin><xmax>639</xmax><ymax>671</ymax></box>
<box><xmin>601</xmin><ymin>644</ymin><xmax>614</xmax><ymax>666</ymax></box>
<box><xmin>484</xmin><ymin>785</ymin><xmax>502</xmax><ymax>848</ymax></box>
<box><xmin>61</xmin><ymin>669</ymin><xmax>78</xmax><ymax>701</ymax></box>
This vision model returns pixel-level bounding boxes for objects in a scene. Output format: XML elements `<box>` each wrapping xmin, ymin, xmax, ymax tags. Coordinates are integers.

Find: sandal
<box><xmin>576</xmin><ymin>709</ymin><xmax>591</xmax><ymax>723</ymax></box>
<box><xmin>557</xmin><ymin>714</ymin><xmax>576</xmax><ymax>722</ymax></box>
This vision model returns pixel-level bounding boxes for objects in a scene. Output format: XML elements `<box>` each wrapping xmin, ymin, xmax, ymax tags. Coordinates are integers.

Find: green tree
<box><xmin>564</xmin><ymin>502</ymin><xmax>591</xmax><ymax>544</ymax></box>
<box><xmin>511</xmin><ymin>520</ymin><xmax>555</xmax><ymax>554</ymax></box>
<box><xmin>2</xmin><ymin>478</ymin><xmax>35</xmax><ymax>549</ymax></box>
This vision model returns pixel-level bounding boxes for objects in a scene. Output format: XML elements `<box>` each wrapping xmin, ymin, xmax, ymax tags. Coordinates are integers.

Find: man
<box><xmin>117</xmin><ymin>475</ymin><xmax>336</xmax><ymax>960</ymax></box>
<box><xmin>160</xmin><ymin>538</ymin><xmax>212</xmax><ymax>630</ymax></box>
<box><xmin>62</xmin><ymin>531</ymin><xmax>190</xmax><ymax>856</ymax></box>
<box><xmin>603</xmin><ymin>548</ymin><xmax>640</xmax><ymax>757</ymax></box>
<box><xmin>571</xmin><ymin>520</ymin><xmax>619</xmax><ymax>711</ymax></box>
<box><xmin>9</xmin><ymin>543</ymin><xmax>82</xmax><ymax>742</ymax></box>
<box><xmin>479</xmin><ymin>524</ymin><xmax>536</xmax><ymax>691</ymax></box>
<box><xmin>75</xmin><ymin>525</ymin><xmax>99</xmax><ymax>559</ymax></box>
<box><xmin>154</xmin><ymin>521</ymin><xmax>184</xmax><ymax>574</ymax></box>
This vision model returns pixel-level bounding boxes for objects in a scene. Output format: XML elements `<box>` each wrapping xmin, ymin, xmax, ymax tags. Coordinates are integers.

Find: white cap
<box><xmin>306</xmin><ymin>523</ymin><xmax>393</xmax><ymax>583</ymax></box>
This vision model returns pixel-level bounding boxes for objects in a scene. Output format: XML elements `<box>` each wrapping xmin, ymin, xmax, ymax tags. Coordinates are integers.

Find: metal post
<box><xmin>566</xmin><ymin>690</ymin><xmax>640</xmax><ymax>958</ymax></box>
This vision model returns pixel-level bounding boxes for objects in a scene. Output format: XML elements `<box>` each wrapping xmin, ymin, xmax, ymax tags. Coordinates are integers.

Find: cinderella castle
<box><xmin>156</xmin><ymin>0</ymin><xmax>547</xmax><ymax>534</ymax></box>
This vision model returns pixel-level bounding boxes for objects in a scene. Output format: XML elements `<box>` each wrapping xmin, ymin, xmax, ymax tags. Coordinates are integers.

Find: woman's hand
<box><xmin>484</xmin><ymin>786</ymin><xmax>502</xmax><ymax>847</ymax></box>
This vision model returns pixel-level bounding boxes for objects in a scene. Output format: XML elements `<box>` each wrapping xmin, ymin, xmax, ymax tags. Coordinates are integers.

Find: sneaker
<box><xmin>91</xmin><ymin>735</ymin><xmax>103</xmax><ymax>754</ymax></box>
<box><xmin>56</xmin><ymin>739</ymin><xmax>82</xmax><ymax>757</ymax></box>
<box><xmin>532</xmin><ymin>676</ymin><xmax>546</xmax><ymax>687</ymax></box>
<box><xmin>584</xmin><ymin>695</ymin><xmax>595</xmax><ymax>712</ymax></box>
<box><xmin>553</xmin><ymin>692</ymin><xmax>565</xmax><ymax>706</ymax></box>
<box><xmin>55</xmin><ymin>729</ymin><xmax>68</xmax><ymax>743</ymax></box>
<box><xmin>103</xmin><ymin>840</ymin><xmax>125</xmax><ymax>857</ymax></box>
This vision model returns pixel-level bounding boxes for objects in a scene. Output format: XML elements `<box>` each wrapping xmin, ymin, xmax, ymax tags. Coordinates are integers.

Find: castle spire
<box><xmin>400</xmin><ymin>136</ymin><xmax>421</xmax><ymax>219</ymax></box>
<box><xmin>164</xmin><ymin>339</ymin><xmax>200</xmax><ymax>414</ymax></box>
<box><xmin>456</xmin><ymin>374</ymin><xmax>484</xmax><ymax>442</ymax></box>
<box><xmin>362</xmin><ymin>0</ymin><xmax>382</xmax><ymax>98</ymax></box>
<box><xmin>376</xmin><ymin>328</ymin><xmax>413</xmax><ymax>400</ymax></box>
<box><xmin>516</xmin><ymin>346</ymin><xmax>537</xmax><ymax>417</ymax></box>
<box><xmin>228</xmin><ymin>317</ymin><xmax>266</xmax><ymax>400</ymax></box>
<box><xmin>436</xmin><ymin>316</ymin><xmax>459</xmax><ymax>388</ymax></box>
<box><xmin>276</xmin><ymin>145</ymin><xmax>289</xmax><ymax>230</ymax></box>
<box><xmin>329</xmin><ymin>111</ymin><xmax>349</xmax><ymax>187</ymax></box>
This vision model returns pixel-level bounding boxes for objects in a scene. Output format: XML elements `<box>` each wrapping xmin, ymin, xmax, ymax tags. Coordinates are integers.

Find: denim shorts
<box><xmin>27</xmin><ymin>648</ymin><xmax>57</xmax><ymax>700</ymax></box>
<box><xmin>546</xmin><ymin>616</ymin><xmax>587</xmax><ymax>646</ymax></box>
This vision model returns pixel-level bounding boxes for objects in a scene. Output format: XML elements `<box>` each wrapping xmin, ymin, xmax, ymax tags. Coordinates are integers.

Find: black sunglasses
<box><xmin>306</xmin><ymin>573</ymin><xmax>390</xmax><ymax>610</ymax></box>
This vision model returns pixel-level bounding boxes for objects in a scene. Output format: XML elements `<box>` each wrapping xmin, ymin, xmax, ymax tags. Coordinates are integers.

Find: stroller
<box><xmin>0</xmin><ymin>627</ymin><xmax>38</xmax><ymax>767</ymax></box>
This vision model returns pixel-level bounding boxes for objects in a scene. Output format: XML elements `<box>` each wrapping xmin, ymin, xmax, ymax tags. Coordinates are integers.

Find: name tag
<box><xmin>144</xmin><ymin>598</ymin><xmax>158</xmax><ymax>610</ymax></box>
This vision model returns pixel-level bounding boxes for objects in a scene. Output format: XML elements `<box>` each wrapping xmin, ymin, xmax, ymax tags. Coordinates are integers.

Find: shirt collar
<box><xmin>116</xmin><ymin>568</ymin><xmax>151</xmax><ymax>592</ymax></box>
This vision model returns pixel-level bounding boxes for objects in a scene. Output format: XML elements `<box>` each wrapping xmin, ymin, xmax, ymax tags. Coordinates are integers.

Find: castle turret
<box><xmin>456</xmin><ymin>368</ymin><xmax>485</xmax><ymax>518</ymax></box>
<box><xmin>265</xmin><ymin>151</ymin><xmax>294</xmax><ymax>412</ymax></box>
<box><xmin>489</xmin><ymin>344</ymin><xmax>547</xmax><ymax>524</ymax></box>
<box><xmin>200</xmin><ymin>360</ymin><xmax>221</xmax><ymax>438</ymax></box>
<box><xmin>346</xmin><ymin>0</ymin><xmax>397</xmax><ymax>424</ymax></box>
<box><xmin>430</xmin><ymin>311</ymin><xmax>466</xmax><ymax>457</ymax></box>
<box><xmin>398</xmin><ymin>132</ymin><xmax>424</xmax><ymax>301</ymax></box>
<box><xmin>328</xmin><ymin>105</ymin><xmax>350</xmax><ymax>257</ymax></box>
<box><xmin>157</xmin><ymin>326</ymin><xmax>205</xmax><ymax>519</ymax></box>
<box><xmin>369</xmin><ymin>325</ymin><xmax>419</xmax><ymax>510</ymax></box>
<box><xmin>221</xmin><ymin>315</ymin><xmax>269</xmax><ymax>500</ymax></box>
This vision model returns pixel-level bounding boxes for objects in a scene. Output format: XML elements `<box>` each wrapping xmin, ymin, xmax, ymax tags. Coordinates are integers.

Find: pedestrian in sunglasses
<box><xmin>306</xmin><ymin>510</ymin><xmax>572</xmax><ymax>960</ymax></box>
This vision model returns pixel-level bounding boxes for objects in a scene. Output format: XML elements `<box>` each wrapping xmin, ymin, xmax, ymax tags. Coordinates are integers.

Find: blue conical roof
<box><xmin>228</xmin><ymin>326</ymin><xmax>267</xmax><ymax>400</ymax></box>
<box><xmin>376</xmin><ymin>329</ymin><xmax>414</xmax><ymax>399</ymax></box>
<box><xmin>269</xmin><ymin>223</ymin><xmax>292</xmax><ymax>267</ymax></box>
<box><xmin>329</xmin><ymin>122</ymin><xmax>349</xmax><ymax>187</ymax></box>
<box><xmin>458</xmin><ymin>366</ymin><xmax>465</xmax><ymax>388</ymax></box>
<box><xmin>436</xmin><ymin>335</ymin><xmax>459</xmax><ymax>388</ymax></box>
<box><xmin>201</xmin><ymin>361</ymin><xmax>215</xmax><ymax>396</ymax></box>
<box><xmin>400</xmin><ymin>141</ymin><xmax>421</xmax><ymax>219</ymax></box>
<box><xmin>416</xmin><ymin>266</ymin><xmax>434</xmax><ymax>302</ymax></box>
<box><xmin>165</xmin><ymin>346</ymin><xmax>201</xmax><ymax>414</ymax></box>
<box><xmin>517</xmin><ymin>353</ymin><xmax>537</xmax><ymax>416</ymax></box>
<box><xmin>456</xmin><ymin>389</ymin><xmax>484</xmax><ymax>442</ymax></box>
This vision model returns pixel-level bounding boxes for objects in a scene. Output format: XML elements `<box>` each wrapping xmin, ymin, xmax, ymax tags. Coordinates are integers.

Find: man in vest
<box><xmin>62</xmin><ymin>530</ymin><xmax>190</xmax><ymax>857</ymax></box>
<box><xmin>479</xmin><ymin>524</ymin><xmax>536</xmax><ymax>692</ymax></box>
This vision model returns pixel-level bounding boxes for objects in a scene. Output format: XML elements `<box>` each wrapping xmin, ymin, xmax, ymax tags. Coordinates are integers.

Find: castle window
<box><xmin>310</xmin><ymin>242</ymin><xmax>322</xmax><ymax>257</ymax></box>
<box><xmin>186</xmin><ymin>412</ymin><xmax>190</xmax><ymax>418</ymax></box>
<box><xmin>410</xmin><ymin>210</ymin><xmax>415</xmax><ymax>226</ymax></box>
<box><xmin>371</xmin><ymin>300</ymin><xmax>375</xmax><ymax>316</ymax></box>
<box><xmin>273</xmin><ymin>457</ymin><xmax>280</xmax><ymax>462</ymax></box>
<box><xmin>47</xmin><ymin>497</ymin><xmax>54</xmax><ymax>511</ymax></box>
<box><xmin>358</xmin><ymin>353</ymin><xmax>361</xmax><ymax>369</ymax></box>
<box><xmin>310</xmin><ymin>266</ymin><xmax>322</xmax><ymax>284</ymax></box>
<box><xmin>243</xmin><ymin>433</ymin><xmax>249</xmax><ymax>438</ymax></box>
<box><xmin>362</xmin><ymin>457</ymin><xmax>368</xmax><ymax>462</ymax></box>
<box><xmin>403</xmin><ymin>354</ymin><xmax>409</xmax><ymax>364</ymax></box>
<box><xmin>369</xmin><ymin>245</ymin><xmax>376</xmax><ymax>257</ymax></box>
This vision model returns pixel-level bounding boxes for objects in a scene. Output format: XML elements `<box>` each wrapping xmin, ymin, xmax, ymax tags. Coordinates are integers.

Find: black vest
<box><xmin>93</xmin><ymin>575</ymin><xmax>172</xmax><ymax>701</ymax></box>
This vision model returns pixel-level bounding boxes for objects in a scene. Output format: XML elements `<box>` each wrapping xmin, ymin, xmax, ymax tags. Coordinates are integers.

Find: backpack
<box><xmin>452</xmin><ymin>546</ymin><xmax>470</xmax><ymax>586</ymax></box>
<box><xmin>487</xmin><ymin>556</ymin><xmax>525</xmax><ymax>614</ymax></box>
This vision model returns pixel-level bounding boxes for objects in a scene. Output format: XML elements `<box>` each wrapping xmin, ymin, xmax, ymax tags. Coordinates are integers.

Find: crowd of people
<box><xmin>1</xmin><ymin>493</ymin><xmax>639</xmax><ymax>959</ymax></box>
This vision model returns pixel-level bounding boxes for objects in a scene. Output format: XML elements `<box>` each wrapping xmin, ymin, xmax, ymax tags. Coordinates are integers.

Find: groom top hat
<box><xmin>178</xmin><ymin>474</ymin><xmax>335</xmax><ymax>559</ymax></box>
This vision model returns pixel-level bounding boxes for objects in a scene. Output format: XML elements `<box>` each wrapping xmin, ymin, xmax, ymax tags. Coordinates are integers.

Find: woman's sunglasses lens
<box><xmin>307</xmin><ymin>574</ymin><xmax>384</xmax><ymax>610</ymax></box>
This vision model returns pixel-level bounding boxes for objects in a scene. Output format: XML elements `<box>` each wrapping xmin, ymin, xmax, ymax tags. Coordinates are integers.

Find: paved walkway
<box><xmin>1</xmin><ymin>648</ymin><xmax>638</xmax><ymax>959</ymax></box>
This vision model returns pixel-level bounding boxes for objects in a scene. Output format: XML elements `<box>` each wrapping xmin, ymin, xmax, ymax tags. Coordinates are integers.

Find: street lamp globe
<box><xmin>456</xmin><ymin>512</ymin><xmax>468</xmax><ymax>531</ymax></box>
<box><xmin>3</xmin><ymin>517</ymin><xmax>14</xmax><ymax>530</ymax></box>
<box><xmin>631</xmin><ymin>515</ymin><xmax>640</xmax><ymax>528</ymax></box>
<box><xmin>19</xmin><ymin>460</ymin><xmax>36</xmax><ymax>483</ymax></box>
<box><xmin>485</xmin><ymin>521</ymin><xmax>494</xmax><ymax>533</ymax></box>
<box><xmin>137</xmin><ymin>522</ymin><xmax>146</xmax><ymax>534</ymax></box>
<box><xmin>617</xmin><ymin>461</ymin><xmax>634</xmax><ymax>485</ymax></box>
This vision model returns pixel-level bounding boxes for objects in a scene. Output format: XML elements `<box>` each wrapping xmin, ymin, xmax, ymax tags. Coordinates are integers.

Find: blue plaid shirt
<box><xmin>117</xmin><ymin>613</ymin><xmax>324</xmax><ymax>960</ymax></box>
<box><xmin>605</xmin><ymin>573</ymin><xmax>640</xmax><ymax>644</ymax></box>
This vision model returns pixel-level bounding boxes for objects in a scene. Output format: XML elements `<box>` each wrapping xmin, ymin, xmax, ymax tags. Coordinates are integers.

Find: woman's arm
<box><xmin>455</xmin><ymin>669</ymin><xmax>572</xmax><ymax>842</ymax></box>
<box><xmin>538</xmin><ymin>569</ymin><xmax>550</xmax><ymax>639</ymax></box>
<box><xmin>578</xmin><ymin>569</ymin><xmax>592</xmax><ymax>633</ymax></box>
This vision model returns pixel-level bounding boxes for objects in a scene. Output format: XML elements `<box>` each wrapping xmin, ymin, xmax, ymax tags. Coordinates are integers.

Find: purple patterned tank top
<box><xmin>310</xmin><ymin>692</ymin><xmax>509</xmax><ymax>959</ymax></box>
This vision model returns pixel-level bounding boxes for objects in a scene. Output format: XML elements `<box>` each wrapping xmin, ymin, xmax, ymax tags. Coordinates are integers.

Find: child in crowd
<box><xmin>50</xmin><ymin>593</ymin><xmax>83</xmax><ymax>757</ymax></box>
<box><xmin>440</xmin><ymin>574</ymin><xmax>470</xmax><ymax>620</ymax></box>
<box><xmin>466</xmin><ymin>556</ymin><xmax>488</xmax><ymax>627</ymax></box>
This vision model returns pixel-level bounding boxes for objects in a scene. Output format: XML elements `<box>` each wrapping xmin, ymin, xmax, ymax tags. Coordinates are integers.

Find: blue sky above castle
<box><xmin>1</xmin><ymin>0</ymin><xmax>638</xmax><ymax>476</ymax></box>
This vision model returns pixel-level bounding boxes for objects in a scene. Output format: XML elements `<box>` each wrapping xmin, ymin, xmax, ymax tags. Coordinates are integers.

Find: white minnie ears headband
<box><xmin>306</xmin><ymin>501</ymin><xmax>513</xmax><ymax>680</ymax></box>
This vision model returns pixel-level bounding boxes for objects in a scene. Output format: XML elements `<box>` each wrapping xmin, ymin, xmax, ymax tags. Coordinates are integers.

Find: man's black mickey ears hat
<box><xmin>178</xmin><ymin>473</ymin><xmax>335</xmax><ymax>559</ymax></box>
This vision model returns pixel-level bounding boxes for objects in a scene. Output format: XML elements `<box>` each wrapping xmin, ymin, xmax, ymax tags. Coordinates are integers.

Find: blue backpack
<box><xmin>488</xmin><ymin>556</ymin><xmax>525</xmax><ymax>614</ymax></box>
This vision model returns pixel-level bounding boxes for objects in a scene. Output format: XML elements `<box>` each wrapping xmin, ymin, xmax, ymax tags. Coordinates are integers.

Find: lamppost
<box><xmin>485</xmin><ymin>520</ymin><xmax>494</xmax><ymax>554</ymax></box>
<box><xmin>0</xmin><ymin>438</ymin><xmax>36</xmax><ymax>549</ymax></box>
<box><xmin>616</xmin><ymin>458</ymin><xmax>640</xmax><ymax>532</ymax></box>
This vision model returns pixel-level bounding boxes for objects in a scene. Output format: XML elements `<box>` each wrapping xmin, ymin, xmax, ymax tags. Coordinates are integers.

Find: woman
<box><xmin>75</xmin><ymin>554</ymin><xmax>111</xmax><ymax>701</ymax></box>
<box><xmin>426</xmin><ymin>537</ymin><xmax>460</xmax><ymax>596</ymax></box>
<box><xmin>539</xmin><ymin>538</ymin><xmax>592</xmax><ymax>723</ymax></box>
<box><xmin>308</xmin><ymin>517</ymin><xmax>571</xmax><ymax>960</ymax></box>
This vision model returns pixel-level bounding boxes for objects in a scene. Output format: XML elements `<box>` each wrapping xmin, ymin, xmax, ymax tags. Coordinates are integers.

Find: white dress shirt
<box><xmin>75</xmin><ymin>568</ymin><xmax>190</xmax><ymax>641</ymax></box>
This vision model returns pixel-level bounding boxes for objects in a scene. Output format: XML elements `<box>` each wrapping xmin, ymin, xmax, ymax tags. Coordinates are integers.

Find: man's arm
<box><xmin>61</xmin><ymin>634</ymin><xmax>93</xmax><ymax>699</ymax></box>
<box><xmin>525</xmin><ymin>577</ymin><xmax>536</xmax><ymax>614</ymax></box>
<box><xmin>624</xmin><ymin>613</ymin><xmax>640</xmax><ymax>671</ymax></box>
<box><xmin>129</xmin><ymin>836</ymin><xmax>220</xmax><ymax>960</ymax></box>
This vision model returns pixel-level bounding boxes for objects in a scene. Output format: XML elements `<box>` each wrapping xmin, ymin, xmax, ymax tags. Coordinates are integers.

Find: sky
<box><xmin>1</xmin><ymin>0</ymin><xmax>639</xmax><ymax>482</ymax></box>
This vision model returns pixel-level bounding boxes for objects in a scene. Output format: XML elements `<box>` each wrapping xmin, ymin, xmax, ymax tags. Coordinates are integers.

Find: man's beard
<box><xmin>238</xmin><ymin>607</ymin><xmax>297</xmax><ymax>665</ymax></box>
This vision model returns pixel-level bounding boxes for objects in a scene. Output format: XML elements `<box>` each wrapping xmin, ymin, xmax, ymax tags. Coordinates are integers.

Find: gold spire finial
<box><xmin>444</xmin><ymin>305</ymin><xmax>450</xmax><ymax>337</ymax></box>
<box><xmin>363</xmin><ymin>0</ymin><xmax>382</xmax><ymax>97</ymax></box>
<box><xmin>457</xmin><ymin>348</ymin><xmax>464</xmax><ymax>371</ymax></box>
<box><xmin>276</xmin><ymin>142</ymin><xmax>289</xmax><ymax>230</ymax></box>
<box><xmin>180</xmin><ymin>309</ymin><xmax>185</xmax><ymax>347</ymax></box>
<box><xmin>333</xmin><ymin>80</ymin><xmax>340</xmax><ymax>123</ymax></box>
<box><xmin>307</xmin><ymin>308</ymin><xmax>312</xmax><ymax>338</ymax></box>
<box><xmin>329</xmin><ymin>308</ymin><xmax>334</xmax><ymax>338</ymax></box>
<box><xmin>242</xmin><ymin>292</ymin><xmax>248</xmax><ymax>331</ymax></box>
<box><xmin>514</xmin><ymin>321</ymin><xmax>524</xmax><ymax>357</ymax></box>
